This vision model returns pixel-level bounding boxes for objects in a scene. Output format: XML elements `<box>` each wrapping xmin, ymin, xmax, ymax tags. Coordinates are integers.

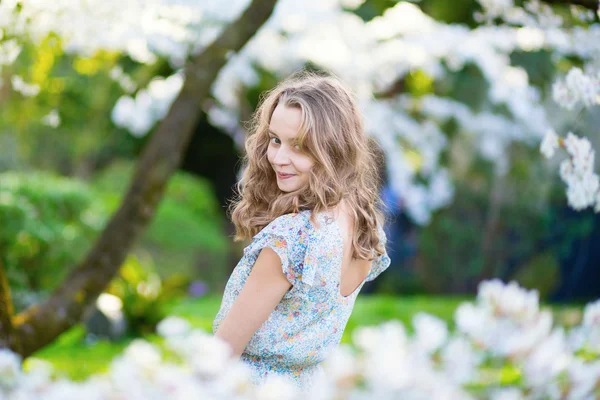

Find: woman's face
<box><xmin>267</xmin><ymin>103</ymin><xmax>315</xmax><ymax>192</ymax></box>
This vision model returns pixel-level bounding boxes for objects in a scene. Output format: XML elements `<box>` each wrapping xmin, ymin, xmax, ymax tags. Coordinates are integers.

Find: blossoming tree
<box><xmin>1</xmin><ymin>0</ymin><xmax>599</xmax><ymax>360</ymax></box>
<box><xmin>106</xmin><ymin>0</ymin><xmax>600</xmax><ymax>223</ymax></box>
<box><xmin>0</xmin><ymin>0</ymin><xmax>279</xmax><ymax>356</ymax></box>
<box><xmin>2</xmin><ymin>279</ymin><xmax>599</xmax><ymax>399</ymax></box>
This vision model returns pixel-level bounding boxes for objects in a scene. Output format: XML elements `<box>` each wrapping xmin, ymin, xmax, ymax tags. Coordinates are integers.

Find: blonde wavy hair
<box><xmin>229</xmin><ymin>69</ymin><xmax>388</xmax><ymax>261</ymax></box>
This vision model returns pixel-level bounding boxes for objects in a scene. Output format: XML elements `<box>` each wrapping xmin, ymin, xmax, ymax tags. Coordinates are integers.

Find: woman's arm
<box><xmin>215</xmin><ymin>247</ymin><xmax>292</xmax><ymax>358</ymax></box>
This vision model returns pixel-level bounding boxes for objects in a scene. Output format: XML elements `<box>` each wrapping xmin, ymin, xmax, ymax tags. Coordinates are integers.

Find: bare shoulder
<box><xmin>332</xmin><ymin>199</ymin><xmax>354</xmax><ymax>240</ymax></box>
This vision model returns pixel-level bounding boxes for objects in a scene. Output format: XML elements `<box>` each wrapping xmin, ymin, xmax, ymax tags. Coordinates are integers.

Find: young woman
<box><xmin>212</xmin><ymin>70</ymin><xmax>391</xmax><ymax>390</ymax></box>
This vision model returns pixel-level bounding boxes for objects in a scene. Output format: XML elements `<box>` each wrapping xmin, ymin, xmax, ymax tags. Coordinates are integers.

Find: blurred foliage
<box><xmin>1</xmin><ymin>0</ymin><xmax>596</xmax><ymax>302</ymax></box>
<box><xmin>26</xmin><ymin>326</ymin><xmax>129</xmax><ymax>381</ymax></box>
<box><xmin>29</xmin><ymin>294</ymin><xmax>467</xmax><ymax>380</ymax></box>
<box><xmin>413</xmin><ymin>147</ymin><xmax>595</xmax><ymax>296</ymax></box>
<box><xmin>106</xmin><ymin>254</ymin><xmax>190</xmax><ymax>337</ymax></box>
<box><xmin>91</xmin><ymin>160</ymin><xmax>229</xmax><ymax>286</ymax></box>
<box><xmin>0</xmin><ymin>165</ymin><xmax>227</xmax><ymax>314</ymax></box>
<box><xmin>352</xmin><ymin>0</ymin><xmax>479</xmax><ymax>25</ymax></box>
<box><xmin>0</xmin><ymin>34</ymin><xmax>163</xmax><ymax>176</ymax></box>
<box><xmin>0</xmin><ymin>172</ymin><xmax>103</xmax><ymax>310</ymax></box>
<box><xmin>512</xmin><ymin>251</ymin><xmax>560</xmax><ymax>299</ymax></box>
<box><xmin>30</xmin><ymin>293</ymin><xmax>583</xmax><ymax>381</ymax></box>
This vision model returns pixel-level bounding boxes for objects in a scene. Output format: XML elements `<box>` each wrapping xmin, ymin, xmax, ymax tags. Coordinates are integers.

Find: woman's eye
<box><xmin>294</xmin><ymin>144</ymin><xmax>301</xmax><ymax>151</ymax></box>
<box><xmin>269</xmin><ymin>137</ymin><xmax>280</xmax><ymax>145</ymax></box>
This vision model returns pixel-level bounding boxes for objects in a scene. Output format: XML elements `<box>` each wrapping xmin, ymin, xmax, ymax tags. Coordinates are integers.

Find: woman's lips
<box><xmin>277</xmin><ymin>172</ymin><xmax>295</xmax><ymax>179</ymax></box>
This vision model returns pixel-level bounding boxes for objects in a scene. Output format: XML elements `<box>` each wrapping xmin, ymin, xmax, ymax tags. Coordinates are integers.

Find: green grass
<box><xmin>28</xmin><ymin>294</ymin><xmax>581</xmax><ymax>381</ymax></box>
<box><xmin>28</xmin><ymin>326</ymin><xmax>130</xmax><ymax>381</ymax></box>
<box><xmin>342</xmin><ymin>294</ymin><xmax>468</xmax><ymax>341</ymax></box>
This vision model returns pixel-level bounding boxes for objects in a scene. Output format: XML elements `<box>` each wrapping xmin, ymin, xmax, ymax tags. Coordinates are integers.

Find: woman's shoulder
<box><xmin>252</xmin><ymin>210</ymin><xmax>313</xmax><ymax>241</ymax></box>
<box><xmin>254</xmin><ymin>209</ymin><xmax>336</xmax><ymax>244</ymax></box>
<box><xmin>264</xmin><ymin>209</ymin><xmax>334</xmax><ymax>229</ymax></box>
<box><xmin>264</xmin><ymin>209</ymin><xmax>312</xmax><ymax>230</ymax></box>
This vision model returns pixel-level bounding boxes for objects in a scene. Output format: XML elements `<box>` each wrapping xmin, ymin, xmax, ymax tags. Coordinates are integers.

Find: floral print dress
<box><xmin>212</xmin><ymin>209</ymin><xmax>391</xmax><ymax>390</ymax></box>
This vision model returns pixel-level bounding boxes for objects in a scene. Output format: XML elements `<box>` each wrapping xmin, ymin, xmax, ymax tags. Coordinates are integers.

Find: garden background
<box><xmin>1</xmin><ymin>0</ymin><xmax>599</xmax><ymax>396</ymax></box>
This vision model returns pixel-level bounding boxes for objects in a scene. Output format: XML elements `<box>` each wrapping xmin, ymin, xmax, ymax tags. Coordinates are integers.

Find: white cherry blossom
<box><xmin>540</xmin><ymin>129</ymin><xmax>560</xmax><ymax>159</ymax></box>
<box><xmin>1</xmin><ymin>279</ymin><xmax>599</xmax><ymax>399</ymax></box>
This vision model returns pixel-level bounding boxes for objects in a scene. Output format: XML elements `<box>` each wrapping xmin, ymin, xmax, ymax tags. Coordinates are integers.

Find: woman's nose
<box><xmin>273</xmin><ymin>146</ymin><xmax>292</xmax><ymax>165</ymax></box>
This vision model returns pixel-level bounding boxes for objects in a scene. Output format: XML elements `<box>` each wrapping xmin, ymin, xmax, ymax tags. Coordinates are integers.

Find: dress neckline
<box><xmin>306</xmin><ymin>209</ymin><xmax>368</xmax><ymax>299</ymax></box>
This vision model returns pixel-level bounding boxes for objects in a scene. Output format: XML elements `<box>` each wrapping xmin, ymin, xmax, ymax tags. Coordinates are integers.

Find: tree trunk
<box><xmin>0</xmin><ymin>256</ymin><xmax>20</xmax><ymax>353</ymax></box>
<box><xmin>477</xmin><ymin>173</ymin><xmax>504</xmax><ymax>284</ymax></box>
<box><xmin>4</xmin><ymin>0</ymin><xmax>278</xmax><ymax>358</ymax></box>
<box><xmin>540</xmin><ymin>0</ymin><xmax>599</xmax><ymax>11</ymax></box>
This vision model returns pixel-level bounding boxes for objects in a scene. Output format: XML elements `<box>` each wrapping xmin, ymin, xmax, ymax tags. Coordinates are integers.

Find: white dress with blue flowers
<box><xmin>212</xmin><ymin>209</ymin><xmax>391</xmax><ymax>390</ymax></box>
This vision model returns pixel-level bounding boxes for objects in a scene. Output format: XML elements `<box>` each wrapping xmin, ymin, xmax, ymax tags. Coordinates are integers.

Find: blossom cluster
<box><xmin>541</xmin><ymin>130</ymin><xmax>600</xmax><ymax>212</ymax></box>
<box><xmin>552</xmin><ymin>68</ymin><xmax>600</xmax><ymax>111</ymax></box>
<box><xmin>112</xmin><ymin>0</ymin><xmax>592</xmax><ymax>222</ymax></box>
<box><xmin>476</xmin><ymin>1</ymin><xmax>600</xmax><ymax>215</ymax></box>
<box><xmin>1</xmin><ymin>280</ymin><xmax>599</xmax><ymax>400</ymax></box>
<box><xmin>111</xmin><ymin>72</ymin><xmax>184</xmax><ymax>137</ymax></box>
<box><xmin>3</xmin><ymin>0</ymin><xmax>600</xmax><ymax>222</ymax></box>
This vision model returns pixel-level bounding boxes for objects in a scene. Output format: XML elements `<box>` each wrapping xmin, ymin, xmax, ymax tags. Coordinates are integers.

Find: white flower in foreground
<box><xmin>580</xmin><ymin>299</ymin><xmax>600</xmax><ymax>353</ymax></box>
<box><xmin>355</xmin><ymin>321</ymin><xmax>430</xmax><ymax>391</ymax></box>
<box><xmin>1</xmin><ymin>280</ymin><xmax>599</xmax><ymax>399</ymax></box>
<box><xmin>540</xmin><ymin>129</ymin><xmax>560</xmax><ymax>159</ymax></box>
<box><xmin>171</xmin><ymin>331</ymin><xmax>233</xmax><ymax>377</ymax></box>
<box><xmin>255</xmin><ymin>374</ymin><xmax>299</xmax><ymax>400</ymax></box>
<box><xmin>157</xmin><ymin>316</ymin><xmax>191</xmax><ymax>338</ymax></box>
<box><xmin>109</xmin><ymin>358</ymin><xmax>154</xmax><ymax>398</ymax></box>
<box><xmin>151</xmin><ymin>364</ymin><xmax>209</xmax><ymax>399</ymax></box>
<box><xmin>210</xmin><ymin>361</ymin><xmax>254</xmax><ymax>397</ymax></box>
<box><xmin>19</xmin><ymin>358</ymin><xmax>53</xmax><ymax>390</ymax></box>
<box><xmin>34</xmin><ymin>379</ymin><xmax>108</xmax><ymax>400</ymax></box>
<box><xmin>0</xmin><ymin>349</ymin><xmax>21</xmax><ymax>390</ymax></box>
<box><xmin>567</xmin><ymin>359</ymin><xmax>600</xmax><ymax>400</ymax></box>
<box><xmin>321</xmin><ymin>344</ymin><xmax>358</xmax><ymax>384</ymax></box>
<box><xmin>523</xmin><ymin>328</ymin><xmax>571</xmax><ymax>388</ymax></box>
<box><xmin>122</xmin><ymin>339</ymin><xmax>162</xmax><ymax>375</ymax></box>
<box><xmin>413</xmin><ymin>312</ymin><xmax>448</xmax><ymax>354</ymax></box>
<box><xmin>584</xmin><ymin>300</ymin><xmax>600</xmax><ymax>327</ymax></box>
<box><xmin>479</xmin><ymin>280</ymin><xmax>541</xmax><ymax>321</ymax></box>
<box><xmin>353</xmin><ymin>325</ymin><xmax>384</xmax><ymax>353</ymax></box>
<box><xmin>490</xmin><ymin>387</ymin><xmax>525</xmax><ymax>400</ymax></box>
<box><xmin>457</xmin><ymin>280</ymin><xmax>553</xmax><ymax>357</ymax></box>
<box><xmin>441</xmin><ymin>337</ymin><xmax>480</xmax><ymax>384</ymax></box>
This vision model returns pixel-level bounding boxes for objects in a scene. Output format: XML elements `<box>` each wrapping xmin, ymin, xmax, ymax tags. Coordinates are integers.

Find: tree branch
<box><xmin>10</xmin><ymin>0</ymin><xmax>278</xmax><ymax>358</ymax></box>
<box><xmin>540</xmin><ymin>0</ymin><xmax>599</xmax><ymax>11</ymax></box>
<box><xmin>0</xmin><ymin>256</ymin><xmax>20</xmax><ymax>353</ymax></box>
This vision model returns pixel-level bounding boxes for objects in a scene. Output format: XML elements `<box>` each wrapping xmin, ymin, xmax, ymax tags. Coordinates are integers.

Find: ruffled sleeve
<box><xmin>365</xmin><ymin>224</ymin><xmax>391</xmax><ymax>282</ymax></box>
<box><xmin>243</xmin><ymin>211</ymin><xmax>318</xmax><ymax>287</ymax></box>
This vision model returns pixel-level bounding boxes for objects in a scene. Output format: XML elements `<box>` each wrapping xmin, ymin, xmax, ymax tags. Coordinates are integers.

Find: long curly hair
<box><xmin>228</xmin><ymin>69</ymin><xmax>388</xmax><ymax>261</ymax></box>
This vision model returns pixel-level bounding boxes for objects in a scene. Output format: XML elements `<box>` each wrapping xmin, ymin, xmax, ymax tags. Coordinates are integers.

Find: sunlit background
<box><xmin>1</xmin><ymin>0</ymin><xmax>600</xmax><ymax>396</ymax></box>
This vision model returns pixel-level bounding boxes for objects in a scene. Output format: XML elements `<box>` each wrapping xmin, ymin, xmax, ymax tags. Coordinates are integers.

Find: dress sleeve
<box><xmin>243</xmin><ymin>212</ymin><xmax>318</xmax><ymax>287</ymax></box>
<box><xmin>365</xmin><ymin>224</ymin><xmax>391</xmax><ymax>282</ymax></box>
